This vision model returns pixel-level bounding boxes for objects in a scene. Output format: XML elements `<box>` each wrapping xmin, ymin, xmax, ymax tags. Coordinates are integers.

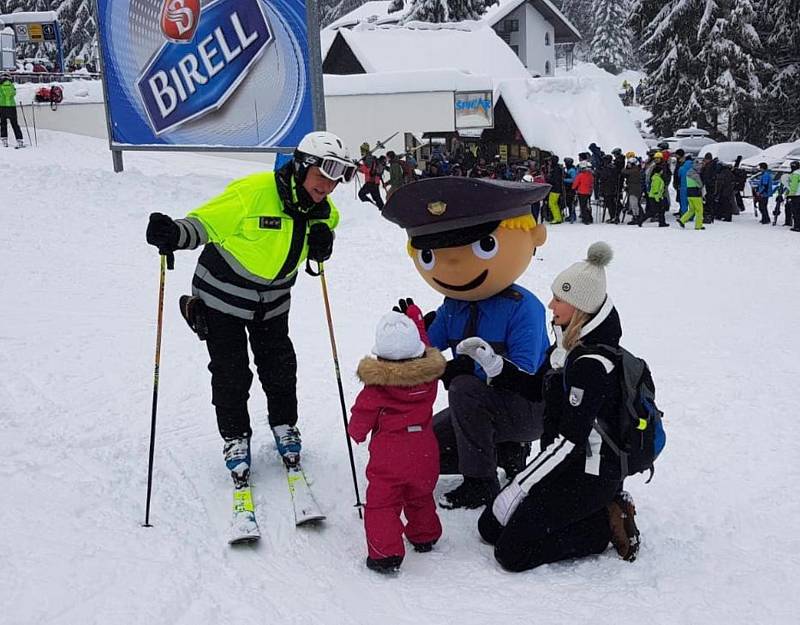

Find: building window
<box><xmin>545</xmin><ymin>60</ymin><xmax>551</xmax><ymax>75</ymax></box>
<box><xmin>545</xmin><ymin>32</ymin><xmax>551</xmax><ymax>46</ymax></box>
<box><xmin>503</xmin><ymin>19</ymin><xmax>519</xmax><ymax>32</ymax></box>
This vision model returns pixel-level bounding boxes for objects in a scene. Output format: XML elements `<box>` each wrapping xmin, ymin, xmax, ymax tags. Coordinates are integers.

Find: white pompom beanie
<box><xmin>551</xmin><ymin>242</ymin><xmax>613</xmax><ymax>313</ymax></box>
<box><xmin>371</xmin><ymin>312</ymin><xmax>426</xmax><ymax>361</ymax></box>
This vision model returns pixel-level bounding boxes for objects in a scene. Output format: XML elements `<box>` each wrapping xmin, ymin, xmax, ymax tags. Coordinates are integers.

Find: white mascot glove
<box><xmin>456</xmin><ymin>337</ymin><xmax>504</xmax><ymax>379</ymax></box>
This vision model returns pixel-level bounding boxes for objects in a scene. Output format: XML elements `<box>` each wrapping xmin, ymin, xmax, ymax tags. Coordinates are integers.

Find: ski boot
<box><xmin>223</xmin><ymin>437</ymin><xmax>251</xmax><ymax>488</ymax></box>
<box><xmin>272</xmin><ymin>424</ymin><xmax>301</xmax><ymax>468</ymax></box>
<box><xmin>366</xmin><ymin>555</ymin><xmax>402</xmax><ymax>574</ymax></box>
<box><xmin>1</xmin><ymin>137</ymin><xmax>7</xmax><ymax>148</ymax></box>
<box><xmin>438</xmin><ymin>476</ymin><xmax>499</xmax><ymax>510</ymax></box>
<box><xmin>16</xmin><ymin>139</ymin><xmax>24</xmax><ymax>149</ymax></box>
<box><xmin>410</xmin><ymin>539</ymin><xmax>437</xmax><ymax>553</ymax></box>
<box><xmin>607</xmin><ymin>490</ymin><xmax>640</xmax><ymax>562</ymax></box>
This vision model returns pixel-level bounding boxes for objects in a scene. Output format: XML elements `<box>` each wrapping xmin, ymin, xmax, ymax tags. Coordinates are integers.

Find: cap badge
<box><xmin>562</xmin><ymin>282</ymin><xmax>571</xmax><ymax>292</ymax></box>
<box><xmin>427</xmin><ymin>201</ymin><xmax>447</xmax><ymax>216</ymax></box>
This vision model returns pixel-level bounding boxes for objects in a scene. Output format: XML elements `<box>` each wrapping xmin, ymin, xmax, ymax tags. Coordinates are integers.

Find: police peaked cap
<box><xmin>382</xmin><ymin>177</ymin><xmax>551</xmax><ymax>249</ymax></box>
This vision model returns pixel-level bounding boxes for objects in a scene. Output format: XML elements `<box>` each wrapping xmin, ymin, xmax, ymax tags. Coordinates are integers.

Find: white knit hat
<box><xmin>551</xmin><ymin>241</ymin><xmax>613</xmax><ymax>313</ymax></box>
<box><xmin>371</xmin><ymin>312</ymin><xmax>426</xmax><ymax>361</ymax></box>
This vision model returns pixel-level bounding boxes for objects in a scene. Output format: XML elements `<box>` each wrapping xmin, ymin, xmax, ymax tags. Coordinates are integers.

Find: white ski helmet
<box><xmin>294</xmin><ymin>131</ymin><xmax>355</xmax><ymax>184</ymax></box>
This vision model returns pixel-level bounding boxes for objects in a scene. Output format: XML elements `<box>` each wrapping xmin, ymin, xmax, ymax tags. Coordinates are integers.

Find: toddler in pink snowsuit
<box><xmin>349</xmin><ymin>302</ymin><xmax>446</xmax><ymax>574</ymax></box>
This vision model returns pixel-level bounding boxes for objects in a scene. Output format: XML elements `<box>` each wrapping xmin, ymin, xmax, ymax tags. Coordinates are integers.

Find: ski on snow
<box><xmin>228</xmin><ymin>485</ymin><xmax>261</xmax><ymax>545</ymax></box>
<box><xmin>228</xmin><ymin>461</ymin><xmax>325</xmax><ymax>544</ymax></box>
<box><xmin>286</xmin><ymin>463</ymin><xmax>326</xmax><ymax>526</ymax></box>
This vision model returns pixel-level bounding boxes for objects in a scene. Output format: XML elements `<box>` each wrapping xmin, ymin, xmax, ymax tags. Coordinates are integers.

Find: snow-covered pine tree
<box><xmin>555</xmin><ymin>0</ymin><xmax>594</xmax><ymax>58</ymax></box>
<box><xmin>695</xmin><ymin>0</ymin><xmax>765</xmax><ymax>143</ymax></box>
<box><xmin>395</xmin><ymin>0</ymin><xmax>496</xmax><ymax>23</ymax></box>
<box><xmin>57</xmin><ymin>0</ymin><xmax>96</xmax><ymax>65</ymax></box>
<box><xmin>757</xmin><ymin>0</ymin><xmax>800</xmax><ymax>143</ymax></box>
<box><xmin>388</xmin><ymin>0</ymin><xmax>405</xmax><ymax>12</ymax></box>
<box><xmin>628</xmin><ymin>0</ymin><xmax>663</xmax><ymax>65</ymax></box>
<box><xmin>589</xmin><ymin>0</ymin><xmax>632</xmax><ymax>74</ymax></box>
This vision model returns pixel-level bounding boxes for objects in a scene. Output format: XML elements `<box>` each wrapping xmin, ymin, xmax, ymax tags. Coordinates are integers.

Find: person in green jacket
<box><xmin>0</xmin><ymin>73</ymin><xmax>24</xmax><ymax>148</ymax></box>
<box><xmin>635</xmin><ymin>163</ymin><xmax>669</xmax><ymax>227</ymax></box>
<box><xmin>145</xmin><ymin>131</ymin><xmax>355</xmax><ymax>487</ymax></box>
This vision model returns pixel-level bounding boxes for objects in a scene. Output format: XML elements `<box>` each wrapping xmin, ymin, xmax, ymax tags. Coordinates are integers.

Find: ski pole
<box><xmin>31</xmin><ymin>101</ymin><xmax>37</xmax><ymax>146</ymax></box>
<box><xmin>144</xmin><ymin>251</ymin><xmax>174</xmax><ymax>527</ymax></box>
<box><xmin>316</xmin><ymin>261</ymin><xmax>364</xmax><ymax>519</ymax></box>
<box><xmin>18</xmin><ymin>103</ymin><xmax>32</xmax><ymax>147</ymax></box>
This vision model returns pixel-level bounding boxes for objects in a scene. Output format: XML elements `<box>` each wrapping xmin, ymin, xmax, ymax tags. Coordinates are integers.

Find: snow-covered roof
<box><xmin>324</xmin><ymin>69</ymin><xmax>492</xmax><ymax>96</ymax></box>
<box><xmin>328</xmin><ymin>23</ymin><xmax>531</xmax><ymax>82</ymax></box>
<box><xmin>0</xmin><ymin>11</ymin><xmax>58</xmax><ymax>24</ymax></box>
<box><xmin>697</xmin><ymin>142</ymin><xmax>761</xmax><ymax>165</ymax></box>
<box><xmin>324</xmin><ymin>0</ymin><xmax>580</xmax><ymax>43</ymax></box>
<box><xmin>482</xmin><ymin>0</ymin><xmax>581</xmax><ymax>43</ymax></box>
<box><xmin>497</xmin><ymin>76</ymin><xmax>648</xmax><ymax>158</ymax></box>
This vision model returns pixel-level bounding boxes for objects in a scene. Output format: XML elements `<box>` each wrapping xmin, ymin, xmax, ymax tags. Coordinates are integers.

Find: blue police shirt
<box><xmin>427</xmin><ymin>284</ymin><xmax>550</xmax><ymax>380</ymax></box>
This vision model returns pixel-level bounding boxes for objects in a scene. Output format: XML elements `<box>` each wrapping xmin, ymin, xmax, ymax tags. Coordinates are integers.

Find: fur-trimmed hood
<box><xmin>357</xmin><ymin>347</ymin><xmax>446</xmax><ymax>387</ymax></box>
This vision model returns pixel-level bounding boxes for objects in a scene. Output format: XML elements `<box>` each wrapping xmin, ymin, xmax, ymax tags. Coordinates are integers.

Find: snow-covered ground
<box><xmin>2</xmin><ymin>131</ymin><xmax>799</xmax><ymax>624</ymax></box>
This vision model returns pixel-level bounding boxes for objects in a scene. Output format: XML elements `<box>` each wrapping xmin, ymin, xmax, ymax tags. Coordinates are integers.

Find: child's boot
<box><xmin>366</xmin><ymin>555</ymin><xmax>402</xmax><ymax>574</ymax></box>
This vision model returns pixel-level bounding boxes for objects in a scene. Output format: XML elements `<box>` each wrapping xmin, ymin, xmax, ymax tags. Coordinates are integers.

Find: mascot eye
<box><xmin>417</xmin><ymin>249</ymin><xmax>436</xmax><ymax>270</ymax></box>
<box><xmin>472</xmin><ymin>236</ymin><xmax>499</xmax><ymax>260</ymax></box>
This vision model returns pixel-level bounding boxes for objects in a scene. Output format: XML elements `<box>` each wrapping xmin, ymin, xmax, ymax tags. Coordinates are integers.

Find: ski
<box><xmin>228</xmin><ymin>485</ymin><xmax>261</xmax><ymax>545</ymax></box>
<box><xmin>286</xmin><ymin>463</ymin><xmax>326</xmax><ymax>526</ymax></box>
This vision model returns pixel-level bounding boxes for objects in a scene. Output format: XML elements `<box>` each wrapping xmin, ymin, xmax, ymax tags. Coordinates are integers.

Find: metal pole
<box><xmin>305</xmin><ymin>0</ymin><xmax>326</xmax><ymax>130</ymax></box>
<box><xmin>31</xmin><ymin>101</ymin><xmax>37</xmax><ymax>146</ymax></box>
<box><xmin>17</xmin><ymin>102</ymin><xmax>32</xmax><ymax>147</ymax></box>
<box><xmin>143</xmin><ymin>252</ymin><xmax>173</xmax><ymax>527</ymax></box>
<box><xmin>317</xmin><ymin>262</ymin><xmax>363</xmax><ymax>518</ymax></box>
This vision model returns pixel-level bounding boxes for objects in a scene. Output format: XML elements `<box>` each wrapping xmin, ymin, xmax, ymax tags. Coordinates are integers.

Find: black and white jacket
<box><xmin>496</xmin><ymin>298</ymin><xmax>624</xmax><ymax>484</ymax></box>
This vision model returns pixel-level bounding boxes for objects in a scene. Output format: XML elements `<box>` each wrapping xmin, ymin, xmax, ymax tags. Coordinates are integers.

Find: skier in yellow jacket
<box><xmin>145</xmin><ymin>131</ymin><xmax>355</xmax><ymax>485</ymax></box>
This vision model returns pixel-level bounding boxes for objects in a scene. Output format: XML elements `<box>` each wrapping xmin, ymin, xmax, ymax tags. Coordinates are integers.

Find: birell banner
<box><xmin>95</xmin><ymin>0</ymin><xmax>316</xmax><ymax>149</ymax></box>
<box><xmin>454</xmin><ymin>90</ymin><xmax>494</xmax><ymax>130</ymax></box>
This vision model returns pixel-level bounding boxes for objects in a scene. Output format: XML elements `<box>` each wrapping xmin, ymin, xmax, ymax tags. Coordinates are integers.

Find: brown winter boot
<box><xmin>607</xmin><ymin>491</ymin><xmax>640</xmax><ymax>562</ymax></box>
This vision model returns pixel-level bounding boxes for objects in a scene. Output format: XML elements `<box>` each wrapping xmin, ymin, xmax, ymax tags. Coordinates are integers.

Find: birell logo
<box><xmin>160</xmin><ymin>0</ymin><xmax>201</xmax><ymax>43</ymax></box>
<box><xmin>138</xmin><ymin>0</ymin><xmax>273</xmax><ymax>135</ymax></box>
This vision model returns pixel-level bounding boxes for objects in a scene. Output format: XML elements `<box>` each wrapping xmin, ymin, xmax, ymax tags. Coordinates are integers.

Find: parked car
<box><xmin>663</xmin><ymin>128</ymin><xmax>716</xmax><ymax>156</ymax></box>
<box><xmin>740</xmin><ymin>141</ymin><xmax>800</xmax><ymax>173</ymax></box>
<box><xmin>696</xmin><ymin>141</ymin><xmax>761</xmax><ymax>165</ymax></box>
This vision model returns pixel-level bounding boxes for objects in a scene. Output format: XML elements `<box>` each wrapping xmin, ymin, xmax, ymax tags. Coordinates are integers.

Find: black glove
<box><xmin>146</xmin><ymin>212</ymin><xmax>179</xmax><ymax>254</ymax></box>
<box><xmin>179</xmin><ymin>295</ymin><xmax>208</xmax><ymax>340</ymax></box>
<box><xmin>393</xmin><ymin>298</ymin><xmax>436</xmax><ymax>330</ymax></box>
<box><xmin>440</xmin><ymin>354</ymin><xmax>475</xmax><ymax>390</ymax></box>
<box><xmin>307</xmin><ymin>223</ymin><xmax>334</xmax><ymax>262</ymax></box>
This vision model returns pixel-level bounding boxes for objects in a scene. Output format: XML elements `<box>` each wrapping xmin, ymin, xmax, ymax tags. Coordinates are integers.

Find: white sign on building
<box><xmin>454</xmin><ymin>90</ymin><xmax>494</xmax><ymax>129</ymax></box>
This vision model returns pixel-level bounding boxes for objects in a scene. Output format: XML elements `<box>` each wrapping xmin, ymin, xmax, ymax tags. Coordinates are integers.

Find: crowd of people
<box><xmin>355</xmin><ymin>138</ymin><xmax>800</xmax><ymax>233</ymax></box>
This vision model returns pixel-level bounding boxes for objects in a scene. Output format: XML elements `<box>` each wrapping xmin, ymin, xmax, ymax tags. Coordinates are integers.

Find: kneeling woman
<box><xmin>457</xmin><ymin>242</ymin><xmax>639</xmax><ymax>572</ymax></box>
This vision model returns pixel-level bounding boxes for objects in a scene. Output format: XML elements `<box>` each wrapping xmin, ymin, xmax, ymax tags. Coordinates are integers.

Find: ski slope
<box><xmin>1</xmin><ymin>131</ymin><xmax>798</xmax><ymax>625</ymax></box>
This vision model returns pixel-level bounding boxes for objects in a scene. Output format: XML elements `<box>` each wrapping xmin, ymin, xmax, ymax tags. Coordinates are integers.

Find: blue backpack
<box><xmin>592</xmin><ymin>345</ymin><xmax>666</xmax><ymax>482</ymax></box>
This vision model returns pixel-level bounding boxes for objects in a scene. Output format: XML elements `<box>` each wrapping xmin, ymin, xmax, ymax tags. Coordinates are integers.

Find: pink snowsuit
<box><xmin>348</xmin><ymin>309</ymin><xmax>446</xmax><ymax>561</ymax></box>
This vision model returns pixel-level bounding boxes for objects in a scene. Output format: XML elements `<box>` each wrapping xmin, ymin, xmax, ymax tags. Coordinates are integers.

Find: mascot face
<box><xmin>411</xmin><ymin>223</ymin><xmax>546</xmax><ymax>301</ymax></box>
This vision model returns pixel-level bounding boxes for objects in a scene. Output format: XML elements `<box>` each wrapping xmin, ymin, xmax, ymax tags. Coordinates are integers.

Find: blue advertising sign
<box><xmin>96</xmin><ymin>0</ymin><xmax>317</xmax><ymax>149</ymax></box>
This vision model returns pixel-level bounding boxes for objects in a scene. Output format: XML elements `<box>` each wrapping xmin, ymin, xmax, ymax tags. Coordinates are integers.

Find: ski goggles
<box><xmin>304</xmin><ymin>154</ymin><xmax>357</xmax><ymax>183</ymax></box>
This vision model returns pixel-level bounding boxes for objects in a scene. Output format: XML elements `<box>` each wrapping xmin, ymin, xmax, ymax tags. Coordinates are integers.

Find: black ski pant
<box><xmin>478</xmin><ymin>467</ymin><xmax>620</xmax><ymax>572</ymax></box>
<box><xmin>637</xmin><ymin>197</ymin><xmax>667</xmax><ymax>225</ymax></box>
<box><xmin>0</xmin><ymin>106</ymin><xmax>23</xmax><ymax>140</ymax></box>
<box><xmin>602</xmin><ymin>194</ymin><xmax>618</xmax><ymax>221</ymax></box>
<box><xmin>564</xmin><ymin>188</ymin><xmax>576</xmax><ymax>220</ymax></box>
<box><xmin>358</xmin><ymin>182</ymin><xmax>384</xmax><ymax>209</ymax></box>
<box><xmin>433</xmin><ymin>375</ymin><xmax>543</xmax><ymax>480</ymax></box>
<box><xmin>789</xmin><ymin>197</ymin><xmax>800</xmax><ymax>230</ymax></box>
<box><xmin>577</xmin><ymin>194</ymin><xmax>592</xmax><ymax>223</ymax></box>
<box><xmin>757</xmin><ymin>196</ymin><xmax>770</xmax><ymax>223</ymax></box>
<box><xmin>204</xmin><ymin>307</ymin><xmax>297</xmax><ymax>440</ymax></box>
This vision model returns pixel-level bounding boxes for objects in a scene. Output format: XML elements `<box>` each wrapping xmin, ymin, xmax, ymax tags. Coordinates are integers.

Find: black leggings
<box><xmin>0</xmin><ymin>106</ymin><xmax>23</xmax><ymax>140</ymax></box>
<box><xmin>204</xmin><ymin>308</ymin><xmax>297</xmax><ymax>440</ymax></box>
<box><xmin>358</xmin><ymin>182</ymin><xmax>384</xmax><ymax>209</ymax></box>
